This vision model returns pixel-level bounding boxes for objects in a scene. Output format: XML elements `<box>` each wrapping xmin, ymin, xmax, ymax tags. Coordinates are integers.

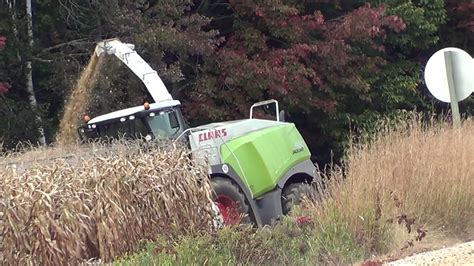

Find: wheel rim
<box><xmin>215</xmin><ymin>194</ymin><xmax>241</xmax><ymax>225</ymax></box>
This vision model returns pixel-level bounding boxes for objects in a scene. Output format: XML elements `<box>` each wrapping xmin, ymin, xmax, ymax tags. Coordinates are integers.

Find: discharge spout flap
<box><xmin>94</xmin><ymin>39</ymin><xmax>173</xmax><ymax>102</ymax></box>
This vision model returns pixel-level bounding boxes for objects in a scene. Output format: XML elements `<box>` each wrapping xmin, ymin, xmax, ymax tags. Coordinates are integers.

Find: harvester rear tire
<box><xmin>211</xmin><ymin>177</ymin><xmax>252</xmax><ymax>225</ymax></box>
<box><xmin>281</xmin><ymin>182</ymin><xmax>315</xmax><ymax>215</ymax></box>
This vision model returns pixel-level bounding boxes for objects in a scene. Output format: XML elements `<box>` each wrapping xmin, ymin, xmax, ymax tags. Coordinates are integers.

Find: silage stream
<box><xmin>56</xmin><ymin>54</ymin><xmax>104</xmax><ymax>144</ymax></box>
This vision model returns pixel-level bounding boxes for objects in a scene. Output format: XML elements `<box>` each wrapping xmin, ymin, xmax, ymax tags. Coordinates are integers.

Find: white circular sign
<box><xmin>424</xmin><ymin>47</ymin><xmax>473</xmax><ymax>103</ymax></box>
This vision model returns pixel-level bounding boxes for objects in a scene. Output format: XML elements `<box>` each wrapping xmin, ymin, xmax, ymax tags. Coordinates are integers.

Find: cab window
<box><xmin>98</xmin><ymin>117</ymin><xmax>150</xmax><ymax>139</ymax></box>
<box><xmin>146</xmin><ymin>110</ymin><xmax>180</xmax><ymax>138</ymax></box>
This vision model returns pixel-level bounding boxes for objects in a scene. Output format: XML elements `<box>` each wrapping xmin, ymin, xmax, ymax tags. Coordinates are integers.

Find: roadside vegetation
<box><xmin>119</xmin><ymin>115</ymin><xmax>474</xmax><ymax>265</ymax></box>
<box><xmin>1</xmin><ymin>116</ymin><xmax>472</xmax><ymax>264</ymax></box>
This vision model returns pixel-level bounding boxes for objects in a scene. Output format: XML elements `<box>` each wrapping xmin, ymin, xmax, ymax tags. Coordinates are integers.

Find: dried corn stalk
<box><xmin>0</xmin><ymin>141</ymin><xmax>214</xmax><ymax>264</ymax></box>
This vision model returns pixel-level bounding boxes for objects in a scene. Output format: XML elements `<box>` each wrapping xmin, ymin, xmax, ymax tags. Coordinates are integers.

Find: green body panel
<box><xmin>220</xmin><ymin>124</ymin><xmax>311</xmax><ymax>198</ymax></box>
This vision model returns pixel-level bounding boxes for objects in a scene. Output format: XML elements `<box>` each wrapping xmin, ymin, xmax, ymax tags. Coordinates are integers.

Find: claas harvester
<box><xmin>78</xmin><ymin>39</ymin><xmax>322</xmax><ymax>226</ymax></box>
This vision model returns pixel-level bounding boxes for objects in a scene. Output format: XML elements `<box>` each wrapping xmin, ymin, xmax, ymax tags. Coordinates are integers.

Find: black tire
<box><xmin>211</xmin><ymin>177</ymin><xmax>252</xmax><ymax>225</ymax></box>
<box><xmin>281</xmin><ymin>182</ymin><xmax>316</xmax><ymax>215</ymax></box>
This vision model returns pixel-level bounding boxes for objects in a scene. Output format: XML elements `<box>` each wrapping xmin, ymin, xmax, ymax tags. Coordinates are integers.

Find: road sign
<box><xmin>424</xmin><ymin>47</ymin><xmax>474</xmax><ymax>127</ymax></box>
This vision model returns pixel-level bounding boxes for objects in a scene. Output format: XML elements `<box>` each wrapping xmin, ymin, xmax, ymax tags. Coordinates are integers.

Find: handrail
<box><xmin>249</xmin><ymin>99</ymin><xmax>280</xmax><ymax>122</ymax></box>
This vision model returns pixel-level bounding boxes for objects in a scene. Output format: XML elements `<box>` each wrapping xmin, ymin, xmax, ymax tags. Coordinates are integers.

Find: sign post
<box><xmin>424</xmin><ymin>47</ymin><xmax>474</xmax><ymax>127</ymax></box>
<box><xmin>443</xmin><ymin>51</ymin><xmax>461</xmax><ymax>127</ymax></box>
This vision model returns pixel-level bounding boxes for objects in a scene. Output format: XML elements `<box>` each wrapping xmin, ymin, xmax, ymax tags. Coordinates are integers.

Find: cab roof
<box><xmin>88</xmin><ymin>100</ymin><xmax>181</xmax><ymax>124</ymax></box>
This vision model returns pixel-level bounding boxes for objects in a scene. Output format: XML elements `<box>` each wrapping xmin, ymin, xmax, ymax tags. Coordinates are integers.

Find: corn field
<box><xmin>0</xmin><ymin>141</ymin><xmax>214</xmax><ymax>264</ymax></box>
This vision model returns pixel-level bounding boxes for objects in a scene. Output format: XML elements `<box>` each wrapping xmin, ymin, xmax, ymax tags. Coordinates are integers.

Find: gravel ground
<box><xmin>387</xmin><ymin>241</ymin><xmax>474</xmax><ymax>265</ymax></box>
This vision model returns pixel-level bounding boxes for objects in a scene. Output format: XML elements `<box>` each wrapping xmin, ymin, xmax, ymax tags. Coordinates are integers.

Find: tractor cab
<box><xmin>77</xmin><ymin>100</ymin><xmax>187</xmax><ymax>142</ymax></box>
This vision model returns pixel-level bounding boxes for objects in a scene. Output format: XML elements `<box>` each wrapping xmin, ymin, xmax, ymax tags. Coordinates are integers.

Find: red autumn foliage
<box><xmin>186</xmin><ymin>4</ymin><xmax>407</xmax><ymax>120</ymax></box>
<box><xmin>0</xmin><ymin>36</ymin><xmax>6</xmax><ymax>50</ymax></box>
<box><xmin>0</xmin><ymin>82</ymin><xmax>11</xmax><ymax>94</ymax></box>
<box><xmin>449</xmin><ymin>2</ymin><xmax>474</xmax><ymax>33</ymax></box>
<box><xmin>0</xmin><ymin>33</ymin><xmax>9</xmax><ymax>94</ymax></box>
<box><xmin>0</xmin><ymin>36</ymin><xmax>8</xmax><ymax>95</ymax></box>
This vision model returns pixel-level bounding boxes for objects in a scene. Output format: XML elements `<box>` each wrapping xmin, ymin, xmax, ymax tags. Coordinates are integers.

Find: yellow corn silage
<box><xmin>0</xmin><ymin>141</ymin><xmax>214</xmax><ymax>264</ymax></box>
<box><xmin>56</xmin><ymin>53</ymin><xmax>105</xmax><ymax>145</ymax></box>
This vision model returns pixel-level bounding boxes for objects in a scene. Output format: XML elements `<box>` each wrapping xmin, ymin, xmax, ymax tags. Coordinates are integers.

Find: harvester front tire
<box><xmin>281</xmin><ymin>182</ymin><xmax>315</xmax><ymax>215</ymax></box>
<box><xmin>211</xmin><ymin>177</ymin><xmax>252</xmax><ymax>225</ymax></box>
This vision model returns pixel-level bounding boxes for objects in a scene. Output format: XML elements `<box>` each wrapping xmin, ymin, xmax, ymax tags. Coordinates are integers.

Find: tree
<box><xmin>0</xmin><ymin>0</ymin><xmax>48</xmax><ymax>147</ymax></box>
<box><xmin>0</xmin><ymin>0</ymin><xmax>220</xmax><ymax>147</ymax></box>
<box><xmin>79</xmin><ymin>0</ymin><xmax>222</xmax><ymax>118</ymax></box>
<box><xmin>25</xmin><ymin>0</ymin><xmax>47</xmax><ymax>145</ymax></box>
<box><xmin>442</xmin><ymin>1</ymin><xmax>474</xmax><ymax>53</ymax></box>
<box><xmin>348</xmin><ymin>0</ymin><xmax>446</xmax><ymax>134</ymax></box>
<box><xmin>187</xmin><ymin>1</ymin><xmax>408</xmax><ymax>163</ymax></box>
<box><xmin>0</xmin><ymin>0</ymin><xmax>468</xmax><ymax>163</ymax></box>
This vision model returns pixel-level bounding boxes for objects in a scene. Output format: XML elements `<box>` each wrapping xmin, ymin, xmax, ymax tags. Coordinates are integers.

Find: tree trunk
<box><xmin>25</xmin><ymin>0</ymin><xmax>46</xmax><ymax>145</ymax></box>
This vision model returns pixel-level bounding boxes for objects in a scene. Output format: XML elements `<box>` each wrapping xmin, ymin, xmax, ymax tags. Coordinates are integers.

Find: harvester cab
<box><xmin>77</xmin><ymin>39</ymin><xmax>322</xmax><ymax>227</ymax></box>
<box><xmin>78</xmin><ymin>39</ymin><xmax>188</xmax><ymax>142</ymax></box>
<box><xmin>78</xmin><ymin>100</ymin><xmax>187</xmax><ymax>142</ymax></box>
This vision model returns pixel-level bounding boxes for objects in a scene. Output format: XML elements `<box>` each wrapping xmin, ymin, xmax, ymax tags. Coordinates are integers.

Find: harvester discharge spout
<box><xmin>94</xmin><ymin>39</ymin><xmax>173</xmax><ymax>103</ymax></box>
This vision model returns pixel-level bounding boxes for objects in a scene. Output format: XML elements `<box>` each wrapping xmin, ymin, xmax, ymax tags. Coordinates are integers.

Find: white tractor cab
<box><xmin>78</xmin><ymin>100</ymin><xmax>187</xmax><ymax>141</ymax></box>
<box><xmin>77</xmin><ymin>39</ymin><xmax>322</xmax><ymax>227</ymax></box>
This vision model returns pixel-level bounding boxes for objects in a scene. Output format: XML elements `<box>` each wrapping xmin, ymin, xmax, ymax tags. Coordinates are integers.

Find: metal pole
<box><xmin>444</xmin><ymin>51</ymin><xmax>462</xmax><ymax>128</ymax></box>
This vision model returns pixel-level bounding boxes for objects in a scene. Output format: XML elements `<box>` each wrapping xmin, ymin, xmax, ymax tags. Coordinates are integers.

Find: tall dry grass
<box><xmin>312</xmin><ymin>115</ymin><xmax>474</xmax><ymax>254</ymax></box>
<box><xmin>0</xmin><ymin>141</ymin><xmax>214</xmax><ymax>264</ymax></box>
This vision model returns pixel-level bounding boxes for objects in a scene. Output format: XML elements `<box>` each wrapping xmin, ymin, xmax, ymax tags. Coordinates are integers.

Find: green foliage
<box><xmin>0</xmin><ymin>0</ymin><xmax>220</xmax><ymax>146</ymax></box>
<box><xmin>117</xmin><ymin>234</ymin><xmax>235</xmax><ymax>265</ymax></box>
<box><xmin>382</xmin><ymin>0</ymin><xmax>446</xmax><ymax>50</ymax></box>
<box><xmin>0</xmin><ymin>97</ymin><xmax>39</xmax><ymax>149</ymax></box>
<box><xmin>372</xmin><ymin>61</ymin><xmax>421</xmax><ymax>110</ymax></box>
<box><xmin>116</xmin><ymin>216</ymin><xmax>366</xmax><ymax>265</ymax></box>
<box><xmin>320</xmin><ymin>0</ymin><xmax>446</xmax><ymax>162</ymax></box>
